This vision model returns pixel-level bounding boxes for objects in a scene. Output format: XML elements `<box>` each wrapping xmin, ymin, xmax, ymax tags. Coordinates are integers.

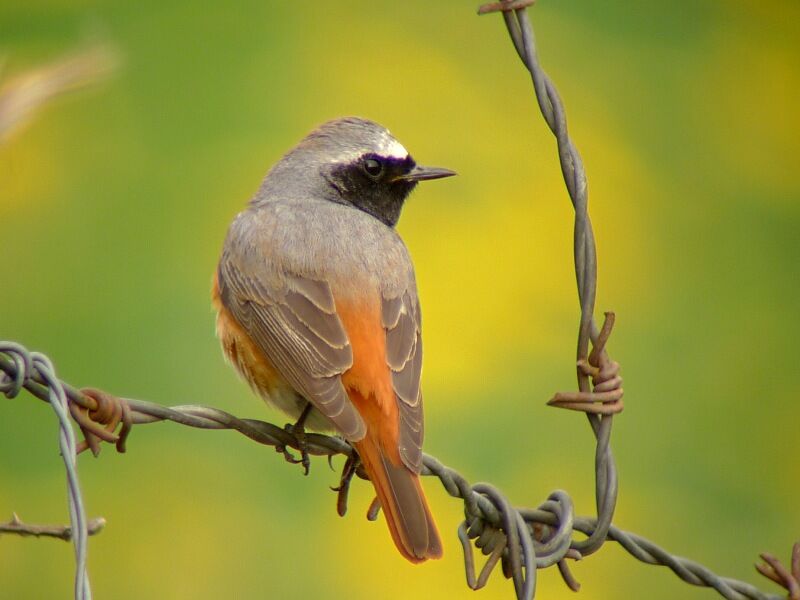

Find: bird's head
<box><xmin>262</xmin><ymin>117</ymin><xmax>455</xmax><ymax>227</ymax></box>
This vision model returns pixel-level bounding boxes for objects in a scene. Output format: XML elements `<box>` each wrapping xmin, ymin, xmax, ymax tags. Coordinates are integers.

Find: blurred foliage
<box><xmin>1</xmin><ymin>1</ymin><xmax>798</xmax><ymax>599</ymax></box>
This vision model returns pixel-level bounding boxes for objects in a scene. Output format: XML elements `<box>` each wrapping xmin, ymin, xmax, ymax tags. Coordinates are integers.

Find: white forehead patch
<box><xmin>378</xmin><ymin>132</ymin><xmax>409</xmax><ymax>159</ymax></box>
<box><xmin>322</xmin><ymin>127</ymin><xmax>409</xmax><ymax>164</ymax></box>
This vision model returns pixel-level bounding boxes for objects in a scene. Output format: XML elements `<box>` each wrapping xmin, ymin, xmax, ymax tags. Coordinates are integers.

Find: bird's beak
<box><xmin>398</xmin><ymin>165</ymin><xmax>457</xmax><ymax>182</ymax></box>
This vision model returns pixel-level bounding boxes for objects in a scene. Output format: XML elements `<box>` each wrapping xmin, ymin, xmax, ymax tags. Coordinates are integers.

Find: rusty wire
<box><xmin>0</xmin><ymin>342</ymin><xmax>92</xmax><ymax>600</ymax></box>
<box><xmin>469</xmin><ymin>0</ymin><xmax>622</xmax><ymax>595</ymax></box>
<box><xmin>2</xmin><ymin>3</ymin><xmax>796</xmax><ymax>600</ymax></box>
<box><xmin>1</xmin><ymin>342</ymin><xmax>795</xmax><ymax>600</ymax></box>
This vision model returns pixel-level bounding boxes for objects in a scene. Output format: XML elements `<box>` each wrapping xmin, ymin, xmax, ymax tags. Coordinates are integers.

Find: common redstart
<box><xmin>212</xmin><ymin>117</ymin><xmax>455</xmax><ymax>562</ymax></box>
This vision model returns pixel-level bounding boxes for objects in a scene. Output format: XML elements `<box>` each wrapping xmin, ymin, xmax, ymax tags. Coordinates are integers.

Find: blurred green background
<box><xmin>1</xmin><ymin>1</ymin><xmax>798</xmax><ymax>598</ymax></box>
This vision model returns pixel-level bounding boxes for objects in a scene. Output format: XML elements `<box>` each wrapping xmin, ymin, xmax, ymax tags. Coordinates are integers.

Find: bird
<box><xmin>212</xmin><ymin>116</ymin><xmax>455</xmax><ymax>563</ymax></box>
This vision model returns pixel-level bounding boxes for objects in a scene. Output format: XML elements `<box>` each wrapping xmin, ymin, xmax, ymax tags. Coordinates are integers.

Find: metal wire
<box><xmin>0</xmin><ymin>342</ymin><xmax>92</xmax><ymax>600</ymax></box>
<box><xmin>2</xmin><ymin>342</ymin><xmax>794</xmax><ymax>600</ymax></box>
<box><xmin>1</xmin><ymin>3</ymin><xmax>797</xmax><ymax>600</ymax></box>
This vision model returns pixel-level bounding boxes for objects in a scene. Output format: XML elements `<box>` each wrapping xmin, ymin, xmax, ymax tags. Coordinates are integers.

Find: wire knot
<box><xmin>548</xmin><ymin>312</ymin><xmax>624</xmax><ymax>415</ymax></box>
<box><xmin>459</xmin><ymin>484</ymin><xmax>533</xmax><ymax>597</ymax></box>
<box><xmin>74</xmin><ymin>387</ymin><xmax>132</xmax><ymax>456</ymax></box>
<box><xmin>457</xmin><ymin>482</ymin><xmax>586</xmax><ymax>599</ymax></box>
<box><xmin>0</xmin><ymin>342</ymin><xmax>34</xmax><ymax>399</ymax></box>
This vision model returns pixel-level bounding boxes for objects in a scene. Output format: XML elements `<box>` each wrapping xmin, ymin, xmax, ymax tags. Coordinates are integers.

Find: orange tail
<box><xmin>355</xmin><ymin>434</ymin><xmax>442</xmax><ymax>563</ymax></box>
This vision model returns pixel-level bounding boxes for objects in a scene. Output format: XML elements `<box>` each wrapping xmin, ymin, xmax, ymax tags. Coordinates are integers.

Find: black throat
<box><xmin>325</xmin><ymin>155</ymin><xmax>418</xmax><ymax>227</ymax></box>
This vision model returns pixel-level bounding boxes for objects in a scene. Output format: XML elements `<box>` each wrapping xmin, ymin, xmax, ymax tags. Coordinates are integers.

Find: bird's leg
<box><xmin>283</xmin><ymin>402</ymin><xmax>313</xmax><ymax>475</ymax></box>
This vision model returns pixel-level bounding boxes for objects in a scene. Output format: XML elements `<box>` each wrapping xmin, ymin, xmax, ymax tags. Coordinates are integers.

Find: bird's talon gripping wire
<box><xmin>283</xmin><ymin>403</ymin><xmax>314</xmax><ymax>475</ymax></box>
<box><xmin>331</xmin><ymin>453</ymin><xmax>361</xmax><ymax>517</ymax></box>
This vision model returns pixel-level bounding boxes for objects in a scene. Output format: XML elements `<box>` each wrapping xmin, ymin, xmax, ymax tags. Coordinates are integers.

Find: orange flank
<box><xmin>212</xmin><ymin>274</ymin><xmax>287</xmax><ymax>397</ymax></box>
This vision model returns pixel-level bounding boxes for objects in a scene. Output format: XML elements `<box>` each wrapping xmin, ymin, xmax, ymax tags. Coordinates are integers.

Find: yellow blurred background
<box><xmin>1</xmin><ymin>1</ymin><xmax>798</xmax><ymax>598</ymax></box>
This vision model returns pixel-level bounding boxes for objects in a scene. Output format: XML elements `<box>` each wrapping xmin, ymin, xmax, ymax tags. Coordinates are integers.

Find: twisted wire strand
<box><xmin>0</xmin><ymin>342</ymin><xmax>91</xmax><ymax>600</ymax></box>
<box><xmin>509</xmin><ymin>5</ymin><xmax>619</xmax><ymax>556</ymax></box>
<box><xmin>0</xmin><ymin>342</ymin><xmax>792</xmax><ymax>600</ymax></box>
<box><xmin>475</xmin><ymin>4</ymin><xmax>794</xmax><ymax>599</ymax></box>
<box><xmin>1</xmin><ymin>4</ymin><xmax>795</xmax><ymax>600</ymax></box>
<box><xmin>475</xmin><ymin>3</ymin><xmax>619</xmax><ymax>590</ymax></box>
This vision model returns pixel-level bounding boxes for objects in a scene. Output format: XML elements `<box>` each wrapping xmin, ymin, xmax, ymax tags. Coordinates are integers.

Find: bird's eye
<box><xmin>363</xmin><ymin>158</ymin><xmax>384</xmax><ymax>178</ymax></box>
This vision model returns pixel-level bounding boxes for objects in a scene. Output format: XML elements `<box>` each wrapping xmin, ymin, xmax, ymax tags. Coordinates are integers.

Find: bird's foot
<box><xmin>281</xmin><ymin>403</ymin><xmax>313</xmax><ymax>475</ymax></box>
<box><xmin>331</xmin><ymin>453</ymin><xmax>362</xmax><ymax>517</ymax></box>
<box><xmin>276</xmin><ymin>442</ymin><xmax>310</xmax><ymax>475</ymax></box>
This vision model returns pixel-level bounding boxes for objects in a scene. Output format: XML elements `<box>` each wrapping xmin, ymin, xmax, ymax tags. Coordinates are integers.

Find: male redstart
<box><xmin>212</xmin><ymin>117</ymin><xmax>455</xmax><ymax>562</ymax></box>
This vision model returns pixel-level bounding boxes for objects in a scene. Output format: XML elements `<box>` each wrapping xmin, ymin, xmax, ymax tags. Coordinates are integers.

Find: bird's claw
<box><xmin>279</xmin><ymin>403</ymin><xmax>314</xmax><ymax>475</ymax></box>
<box><xmin>331</xmin><ymin>454</ymin><xmax>361</xmax><ymax>517</ymax></box>
<box><xmin>275</xmin><ymin>442</ymin><xmax>309</xmax><ymax>475</ymax></box>
<box><xmin>280</xmin><ymin>422</ymin><xmax>311</xmax><ymax>475</ymax></box>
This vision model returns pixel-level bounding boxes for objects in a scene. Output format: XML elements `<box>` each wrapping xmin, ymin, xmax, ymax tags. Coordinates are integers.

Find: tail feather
<box><xmin>355</xmin><ymin>435</ymin><xmax>442</xmax><ymax>563</ymax></box>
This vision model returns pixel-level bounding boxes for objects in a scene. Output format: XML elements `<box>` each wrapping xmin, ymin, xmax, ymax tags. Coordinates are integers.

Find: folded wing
<box><xmin>217</xmin><ymin>255</ymin><xmax>366</xmax><ymax>441</ymax></box>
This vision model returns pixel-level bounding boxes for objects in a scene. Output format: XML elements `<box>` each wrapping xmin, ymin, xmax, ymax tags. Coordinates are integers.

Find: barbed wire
<box><xmin>2</xmin><ymin>2</ymin><xmax>798</xmax><ymax>600</ymax></box>
<box><xmin>2</xmin><ymin>342</ymin><xmax>797</xmax><ymax>600</ymax></box>
<box><xmin>0</xmin><ymin>43</ymin><xmax>116</xmax><ymax>600</ymax></box>
<box><xmin>0</xmin><ymin>342</ymin><xmax>92</xmax><ymax>600</ymax></box>
<box><xmin>475</xmin><ymin>0</ymin><xmax>620</xmax><ymax>594</ymax></box>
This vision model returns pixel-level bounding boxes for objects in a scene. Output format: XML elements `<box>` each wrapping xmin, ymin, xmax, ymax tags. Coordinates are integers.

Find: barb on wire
<box><xmin>756</xmin><ymin>544</ymin><xmax>800</xmax><ymax>600</ymax></box>
<box><xmin>0</xmin><ymin>342</ymin><xmax>92</xmax><ymax>600</ymax></box>
<box><xmin>1</xmin><ymin>342</ymin><xmax>793</xmax><ymax>600</ymax></box>
<box><xmin>467</xmin><ymin>0</ymin><xmax>625</xmax><ymax>595</ymax></box>
<box><xmin>1</xmin><ymin>3</ymin><xmax>792</xmax><ymax>600</ymax></box>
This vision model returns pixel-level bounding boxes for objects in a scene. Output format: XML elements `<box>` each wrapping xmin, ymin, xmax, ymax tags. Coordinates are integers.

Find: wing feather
<box><xmin>383</xmin><ymin>289</ymin><xmax>425</xmax><ymax>472</ymax></box>
<box><xmin>217</xmin><ymin>257</ymin><xmax>366</xmax><ymax>441</ymax></box>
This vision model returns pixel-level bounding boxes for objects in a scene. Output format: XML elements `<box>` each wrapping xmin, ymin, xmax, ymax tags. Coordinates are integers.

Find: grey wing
<box><xmin>217</xmin><ymin>256</ymin><xmax>367</xmax><ymax>441</ymax></box>
<box><xmin>382</xmin><ymin>289</ymin><xmax>424</xmax><ymax>473</ymax></box>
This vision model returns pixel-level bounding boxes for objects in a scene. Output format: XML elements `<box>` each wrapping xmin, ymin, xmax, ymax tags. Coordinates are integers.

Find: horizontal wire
<box><xmin>1</xmin><ymin>3</ymin><xmax>795</xmax><ymax>600</ymax></box>
<box><xmin>1</xmin><ymin>343</ymin><xmax>790</xmax><ymax>600</ymax></box>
